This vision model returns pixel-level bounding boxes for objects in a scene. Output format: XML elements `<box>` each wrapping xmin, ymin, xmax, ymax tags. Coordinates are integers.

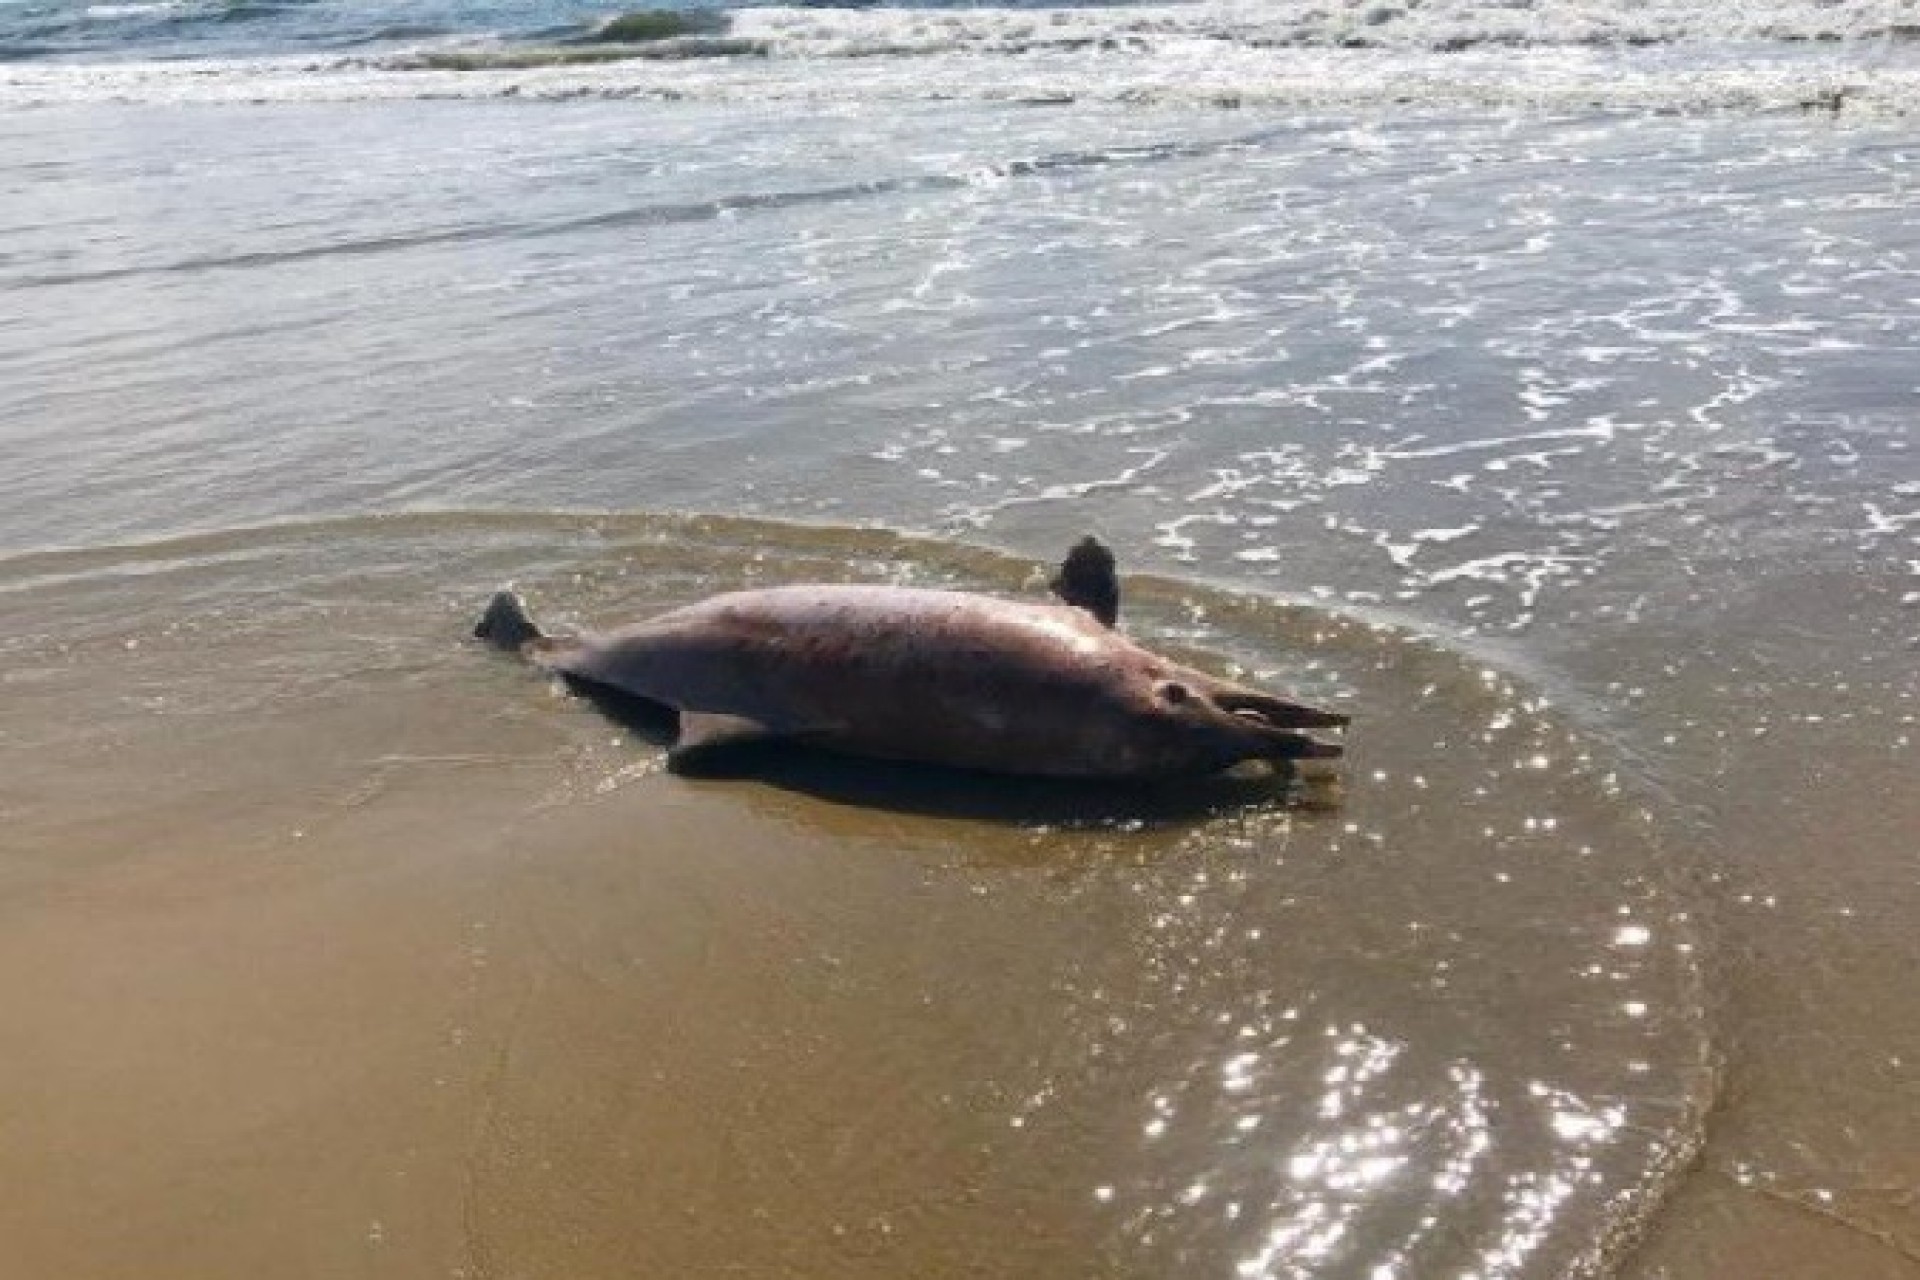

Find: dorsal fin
<box><xmin>1049</xmin><ymin>535</ymin><xmax>1120</xmax><ymax>628</ymax></box>
<box><xmin>474</xmin><ymin>590</ymin><xmax>544</xmax><ymax>652</ymax></box>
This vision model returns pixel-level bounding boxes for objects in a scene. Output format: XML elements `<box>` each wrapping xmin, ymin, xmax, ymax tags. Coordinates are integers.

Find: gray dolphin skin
<box><xmin>474</xmin><ymin>542</ymin><xmax>1348</xmax><ymax>778</ymax></box>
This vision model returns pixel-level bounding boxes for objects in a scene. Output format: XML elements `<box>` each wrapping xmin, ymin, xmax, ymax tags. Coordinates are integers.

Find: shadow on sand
<box><xmin>568</xmin><ymin>680</ymin><xmax>1338</xmax><ymax>827</ymax></box>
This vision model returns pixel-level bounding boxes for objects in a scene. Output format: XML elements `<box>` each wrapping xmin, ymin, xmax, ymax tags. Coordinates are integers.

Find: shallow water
<box><xmin>3</xmin><ymin>20</ymin><xmax>1919</xmax><ymax>1279</ymax></box>
<box><xmin>1</xmin><ymin>514</ymin><xmax>1716</xmax><ymax>1277</ymax></box>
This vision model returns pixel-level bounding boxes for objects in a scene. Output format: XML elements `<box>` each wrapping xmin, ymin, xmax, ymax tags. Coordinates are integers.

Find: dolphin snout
<box><xmin>1211</xmin><ymin>690</ymin><xmax>1350</xmax><ymax>731</ymax></box>
<box><xmin>1187</xmin><ymin>684</ymin><xmax>1348</xmax><ymax>762</ymax></box>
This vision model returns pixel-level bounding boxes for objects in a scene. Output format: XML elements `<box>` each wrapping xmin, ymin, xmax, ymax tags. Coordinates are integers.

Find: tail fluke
<box><xmin>474</xmin><ymin>590</ymin><xmax>544</xmax><ymax>652</ymax></box>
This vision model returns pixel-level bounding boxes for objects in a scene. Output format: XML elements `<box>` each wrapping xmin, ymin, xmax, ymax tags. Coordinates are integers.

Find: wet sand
<box><xmin>1</xmin><ymin>516</ymin><xmax>1719</xmax><ymax>1277</ymax></box>
<box><xmin>1613</xmin><ymin>570</ymin><xmax>1920</xmax><ymax>1279</ymax></box>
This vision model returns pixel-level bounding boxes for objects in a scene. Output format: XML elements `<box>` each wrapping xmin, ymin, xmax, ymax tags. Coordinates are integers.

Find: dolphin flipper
<box><xmin>667</xmin><ymin>709</ymin><xmax>841</xmax><ymax>772</ymax></box>
<box><xmin>674</xmin><ymin>711</ymin><xmax>780</xmax><ymax>755</ymax></box>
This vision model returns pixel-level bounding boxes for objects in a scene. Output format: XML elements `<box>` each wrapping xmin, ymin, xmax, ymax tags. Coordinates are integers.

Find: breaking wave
<box><xmin>3</xmin><ymin>0</ymin><xmax>1917</xmax><ymax>114</ymax></box>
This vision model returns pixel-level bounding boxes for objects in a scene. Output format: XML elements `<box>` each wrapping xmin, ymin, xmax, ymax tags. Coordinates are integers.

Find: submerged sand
<box><xmin>1</xmin><ymin>514</ymin><xmax>1720</xmax><ymax>1277</ymax></box>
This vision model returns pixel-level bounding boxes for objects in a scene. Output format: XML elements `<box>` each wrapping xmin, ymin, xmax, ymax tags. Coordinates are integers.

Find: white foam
<box><xmin>743</xmin><ymin>0</ymin><xmax>1920</xmax><ymax>59</ymax></box>
<box><xmin>4</xmin><ymin>0</ymin><xmax>1918</xmax><ymax>114</ymax></box>
<box><xmin>81</xmin><ymin>1</ymin><xmax>189</xmax><ymax>18</ymax></box>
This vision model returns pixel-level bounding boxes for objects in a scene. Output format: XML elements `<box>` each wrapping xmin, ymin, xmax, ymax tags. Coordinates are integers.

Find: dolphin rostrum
<box><xmin>475</xmin><ymin>540</ymin><xmax>1347</xmax><ymax>779</ymax></box>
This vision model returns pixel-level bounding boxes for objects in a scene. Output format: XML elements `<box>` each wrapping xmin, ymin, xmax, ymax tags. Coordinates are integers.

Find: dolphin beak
<box><xmin>1204</xmin><ymin>686</ymin><xmax>1349</xmax><ymax>761</ymax></box>
<box><xmin>1261</xmin><ymin>732</ymin><xmax>1345</xmax><ymax>760</ymax></box>
<box><xmin>1212</xmin><ymin>690</ymin><xmax>1350</xmax><ymax>731</ymax></box>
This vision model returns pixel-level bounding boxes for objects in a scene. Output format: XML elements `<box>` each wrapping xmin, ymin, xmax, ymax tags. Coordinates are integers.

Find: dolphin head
<box><xmin>1127</xmin><ymin>667</ymin><xmax>1348</xmax><ymax>775</ymax></box>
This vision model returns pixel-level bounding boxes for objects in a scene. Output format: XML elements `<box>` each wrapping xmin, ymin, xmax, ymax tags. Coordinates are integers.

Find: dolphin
<box><xmin>474</xmin><ymin>539</ymin><xmax>1347</xmax><ymax>779</ymax></box>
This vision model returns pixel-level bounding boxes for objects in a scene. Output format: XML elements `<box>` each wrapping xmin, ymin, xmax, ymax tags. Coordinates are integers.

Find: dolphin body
<box><xmin>475</xmin><ymin>540</ymin><xmax>1347</xmax><ymax>779</ymax></box>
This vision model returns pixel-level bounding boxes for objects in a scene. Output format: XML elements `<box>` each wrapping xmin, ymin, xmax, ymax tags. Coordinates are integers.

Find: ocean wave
<box><xmin>3</xmin><ymin>0</ymin><xmax>1916</xmax><ymax>114</ymax></box>
<box><xmin>5</xmin><ymin>45</ymin><xmax>1911</xmax><ymax>117</ymax></box>
<box><xmin>7</xmin><ymin>170</ymin><xmax>971</xmax><ymax>288</ymax></box>
<box><xmin>79</xmin><ymin>1</ymin><xmax>193</xmax><ymax>21</ymax></box>
<box><xmin>8</xmin><ymin>0</ymin><xmax>1919</xmax><ymax>67</ymax></box>
<box><xmin>735</xmin><ymin>0</ymin><xmax>1920</xmax><ymax>58</ymax></box>
<box><xmin>583</xmin><ymin>8</ymin><xmax>733</xmax><ymax>42</ymax></box>
<box><xmin>405</xmin><ymin>35</ymin><xmax>768</xmax><ymax>70</ymax></box>
<box><xmin>12</xmin><ymin>130</ymin><xmax>1280</xmax><ymax>288</ymax></box>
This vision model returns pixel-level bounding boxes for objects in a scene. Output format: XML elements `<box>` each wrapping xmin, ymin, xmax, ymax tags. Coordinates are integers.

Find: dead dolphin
<box><xmin>474</xmin><ymin>540</ymin><xmax>1347</xmax><ymax>778</ymax></box>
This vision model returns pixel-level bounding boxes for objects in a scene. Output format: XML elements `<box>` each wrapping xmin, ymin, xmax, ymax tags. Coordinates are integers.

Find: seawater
<box><xmin>2</xmin><ymin>3</ymin><xmax>1917</xmax><ymax>1277</ymax></box>
<box><xmin>5</xmin><ymin>0</ymin><xmax>1920</xmax><ymax>112</ymax></box>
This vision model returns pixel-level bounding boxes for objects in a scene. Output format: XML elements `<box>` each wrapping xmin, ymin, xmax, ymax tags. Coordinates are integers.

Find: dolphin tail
<box><xmin>474</xmin><ymin>590</ymin><xmax>545</xmax><ymax>653</ymax></box>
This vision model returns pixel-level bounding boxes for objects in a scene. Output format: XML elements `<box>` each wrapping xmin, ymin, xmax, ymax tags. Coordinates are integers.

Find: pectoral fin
<box><xmin>674</xmin><ymin>711</ymin><xmax>782</xmax><ymax>756</ymax></box>
<box><xmin>666</xmin><ymin>709</ymin><xmax>844</xmax><ymax>773</ymax></box>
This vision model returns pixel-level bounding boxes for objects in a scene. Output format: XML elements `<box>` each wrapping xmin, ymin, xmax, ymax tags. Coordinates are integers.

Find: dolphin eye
<box><xmin>1159</xmin><ymin>681</ymin><xmax>1192</xmax><ymax>706</ymax></box>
